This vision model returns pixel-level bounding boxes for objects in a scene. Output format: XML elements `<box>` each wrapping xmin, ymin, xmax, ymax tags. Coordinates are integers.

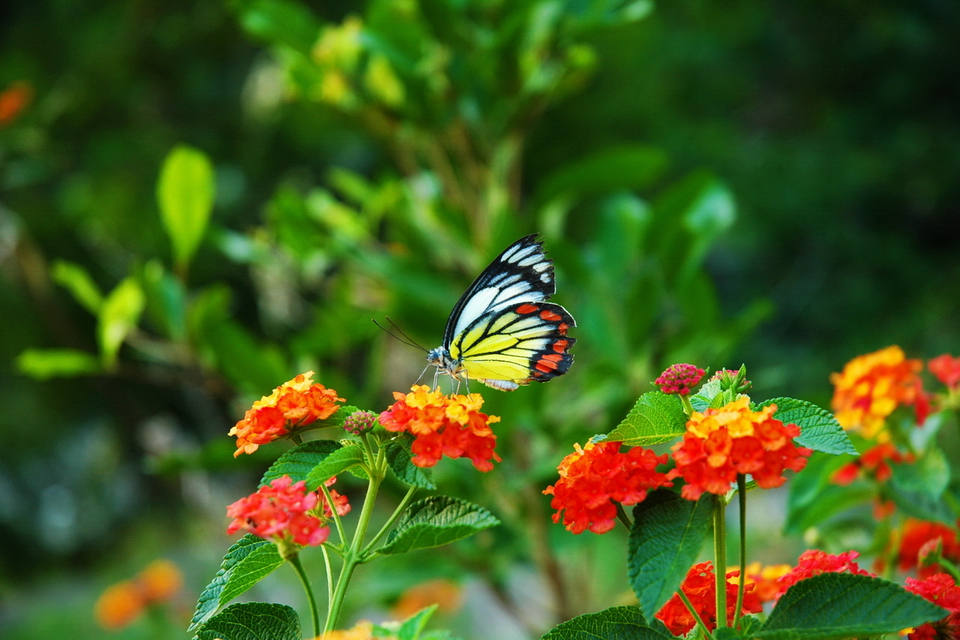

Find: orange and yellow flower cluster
<box><xmin>543</xmin><ymin>440</ymin><xmax>673</xmax><ymax>534</ymax></box>
<box><xmin>830</xmin><ymin>345</ymin><xmax>926</xmax><ymax>439</ymax></box>
<box><xmin>378</xmin><ymin>385</ymin><xmax>502</xmax><ymax>471</ymax></box>
<box><xmin>669</xmin><ymin>397</ymin><xmax>812</xmax><ymax>500</ymax></box>
<box><xmin>94</xmin><ymin>559</ymin><xmax>183</xmax><ymax>629</ymax></box>
<box><xmin>229</xmin><ymin>371</ymin><xmax>344</xmax><ymax>457</ymax></box>
<box><xmin>226</xmin><ymin>475</ymin><xmax>350</xmax><ymax>548</ymax></box>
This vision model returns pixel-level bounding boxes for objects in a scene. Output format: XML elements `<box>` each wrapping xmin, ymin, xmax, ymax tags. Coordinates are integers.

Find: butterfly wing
<box><xmin>449</xmin><ymin>300</ymin><xmax>576</xmax><ymax>390</ymax></box>
<box><xmin>429</xmin><ymin>235</ymin><xmax>575</xmax><ymax>391</ymax></box>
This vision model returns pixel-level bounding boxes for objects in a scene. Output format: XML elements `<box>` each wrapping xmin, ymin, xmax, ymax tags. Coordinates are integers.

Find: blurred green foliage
<box><xmin>1</xmin><ymin>0</ymin><xmax>959</xmax><ymax>638</ymax></box>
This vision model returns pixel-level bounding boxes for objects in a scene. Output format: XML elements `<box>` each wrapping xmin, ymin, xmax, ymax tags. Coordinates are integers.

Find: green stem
<box><xmin>321</xmin><ymin>545</ymin><xmax>334</xmax><ymax>610</ymax></box>
<box><xmin>680</xmin><ymin>394</ymin><xmax>695</xmax><ymax>416</ymax></box>
<box><xmin>361</xmin><ymin>484</ymin><xmax>418</xmax><ymax>557</ymax></box>
<box><xmin>320</xmin><ymin>482</ymin><xmax>348</xmax><ymax>545</ymax></box>
<box><xmin>324</xmin><ymin>466</ymin><xmax>384</xmax><ymax>632</ymax></box>
<box><xmin>713</xmin><ymin>495</ymin><xmax>727</xmax><ymax>629</ymax></box>
<box><xmin>932</xmin><ymin>556</ymin><xmax>960</xmax><ymax>583</ymax></box>
<box><xmin>678</xmin><ymin>589</ymin><xmax>715</xmax><ymax>640</ymax></box>
<box><xmin>733</xmin><ymin>476</ymin><xmax>747</xmax><ymax>628</ymax></box>
<box><xmin>616</xmin><ymin>502</ymin><xmax>632</xmax><ymax>531</ymax></box>
<box><xmin>288</xmin><ymin>553</ymin><xmax>320</xmax><ymax>638</ymax></box>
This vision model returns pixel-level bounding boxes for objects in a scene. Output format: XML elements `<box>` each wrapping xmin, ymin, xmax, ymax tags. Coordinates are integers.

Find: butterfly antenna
<box><xmin>372</xmin><ymin>318</ymin><xmax>427</xmax><ymax>352</ymax></box>
<box><xmin>385</xmin><ymin>317</ymin><xmax>429</xmax><ymax>352</ymax></box>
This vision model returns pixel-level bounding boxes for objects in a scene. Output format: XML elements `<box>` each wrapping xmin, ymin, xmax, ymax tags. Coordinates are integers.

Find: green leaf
<box><xmin>628</xmin><ymin>489</ymin><xmax>713</xmax><ymax>618</ymax></box>
<box><xmin>540</xmin><ymin>606</ymin><xmax>672</xmax><ymax>640</ymax></box>
<box><xmin>784</xmin><ymin>451</ymin><xmax>864</xmax><ymax>536</ymax></box>
<box><xmin>234</xmin><ymin>0</ymin><xmax>322</xmax><ymax>55</ymax></box>
<box><xmin>305</xmin><ymin>444</ymin><xmax>366</xmax><ymax>490</ymax></box>
<box><xmin>259</xmin><ymin>440</ymin><xmax>343</xmax><ymax>488</ymax></box>
<box><xmin>891</xmin><ymin>445</ymin><xmax>950</xmax><ymax>501</ymax></box>
<box><xmin>886</xmin><ymin>480</ymin><xmax>955</xmax><ymax>524</ymax></box>
<box><xmin>379</xmin><ymin>496</ymin><xmax>500</xmax><ymax>555</ymax></box>
<box><xmin>384</xmin><ymin>437</ymin><xmax>437</xmax><ymax>489</ymax></box>
<box><xmin>606</xmin><ymin>392</ymin><xmax>687</xmax><ymax>446</ymax></box>
<box><xmin>756</xmin><ymin>573</ymin><xmax>947</xmax><ymax>640</ymax></box>
<box><xmin>690</xmin><ymin>379</ymin><xmax>722</xmax><ymax>412</ymax></box>
<box><xmin>16</xmin><ymin>348</ymin><xmax>100</xmax><ymax>379</ymax></box>
<box><xmin>51</xmin><ymin>260</ymin><xmax>103</xmax><ymax>313</ymax></box>
<box><xmin>157</xmin><ymin>144</ymin><xmax>215</xmax><ymax>271</ymax></box>
<box><xmin>141</xmin><ymin>259</ymin><xmax>187</xmax><ymax>340</ymax></box>
<box><xmin>97</xmin><ymin>277</ymin><xmax>145</xmax><ymax>370</ymax></box>
<box><xmin>189</xmin><ymin>535</ymin><xmax>284</xmax><ymax>631</ymax></box>
<box><xmin>193</xmin><ymin>602</ymin><xmax>300</xmax><ymax>640</ymax></box>
<box><xmin>396</xmin><ymin>604</ymin><xmax>438</xmax><ymax>640</ymax></box>
<box><xmin>758</xmin><ymin>397</ymin><xmax>857</xmax><ymax>456</ymax></box>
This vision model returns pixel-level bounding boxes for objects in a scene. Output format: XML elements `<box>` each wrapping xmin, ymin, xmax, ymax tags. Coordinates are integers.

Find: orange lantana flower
<box><xmin>735</xmin><ymin>561</ymin><xmax>792</xmax><ymax>603</ymax></box>
<box><xmin>655</xmin><ymin>561</ymin><xmax>762</xmax><ymax>635</ymax></box>
<box><xmin>898</xmin><ymin>519</ymin><xmax>960</xmax><ymax>577</ymax></box>
<box><xmin>229</xmin><ymin>371</ymin><xmax>344</xmax><ymax>457</ymax></box>
<box><xmin>378</xmin><ymin>385</ymin><xmax>501</xmax><ymax>471</ymax></box>
<box><xmin>929</xmin><ymin>354</ymin><xmax>960</xmax><ymax>391</ymax></box>
<box><xmin>669</xmin><ymin>397</ymin><xmax>812</xmax><ymax>500</ymax></box>
<box><xmin>94</xmin><ymin>559</ymin><xmax>184</xmax><ymax>630</ymax></box>
<box><xmin>544</xmin><ymin>440</ymin><xmax>672</xmax><ymax>534</ymax></box>
<box><xmin>831</xmin><ymin>441</ymin><xmax>914</xmax><ymax>486</ymax></box>
<box><xmin>313</xmin><ymin>620</ymin><xmax>375</xmax><ymax>640</ymax></box>
<box><xmin>392</xmin><ymin>579</ymin><xmax>462</xmax><ymax>620</ymax></box>
<box><xmin>830</xmin><ymin>345</ymin><xmax>925</xmax><ymax>440</ymax></box>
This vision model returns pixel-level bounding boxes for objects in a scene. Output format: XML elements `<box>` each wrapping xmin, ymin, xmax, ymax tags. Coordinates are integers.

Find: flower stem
<box><xmin>733</xmin><ymin>476</ymin><xmax>747</xmax><ymax>628</ymax></box>
<box><xmin>678</xmin><ymin>588</ymin><xmax>715</xmax><ymax>640</ymax></box>
<box><xmin>616</xmin><ymin>502</ymin><xmax>632</xmax><ymax>531</ymax></box>
<box><xmin>361</xmin><ymin>484</ymin><xmax>418</xmax><ymax>557</ymax></box>
<box><xmin>288</xmin><ymin>553</ymin><xmax>320</xmax><ymax>638</ymax></box>
<box><xmin>713</xmin><ymin>495</ymin><xmax>727</xmax><ymax>629</ymax></box>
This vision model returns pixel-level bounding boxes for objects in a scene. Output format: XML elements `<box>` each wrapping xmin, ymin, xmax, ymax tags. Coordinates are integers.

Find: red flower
<box><xmin>898</xmin><ymin>519</ymin><xmax>960</xmax><ymax>577</ymax></box>
<box><xmin>831</xmin><ymin>442</ymin><xmax>915</xmax><ymax>486</ymax></box>
<box><xmin>0</xmin><ymin>81</ymin><xmax>33</xmax><ymax>127</ymax></box>
<box><xmin>736</xmin><ymin>562</ymin><xmax>792</xmax><ymax>603</ymax></box>
<box><xmin>905</xmin><ymin>574</ymin><xmax>960</xmax><ymax>640</ymax></box>
<box><xmin>775</xmin><ymin>550</ymin><xmax>873</xmax><ymax>598</ymax></box>
<box><xmin>226</xmin><ymin>475</ymin><xmax>347</xmax><ymax>547</ymax></box>
<box><xmin>229</xmin><ymin>372</ymin><xmax>344</xmax><ymax>457</ymax></box>
<box><xmin>929</xmin><ymin>355</ymin><xmax>960</xmax><ymax>391</ymax></box>
<box><xmin>655</xmin><ymin>561</ymin><xmax>762</xmax><ymax>635</ymax></box>
<box><xmin>830</xmin><ymin>346</ymin><xmax>926</xmax><ymax>440</ymax></box>
<box><xmin>655</xmin><ymin>364</ymin><xmax>706</xmax><ymax>396</ymax></box>
<box><xmin>378</xmin><ymin>385</ymin><xmax>501</xmax><ymax>471</ymax></box>
<box><xmin>543</xmin><ymin>441</ymin><xmax>672</xmax><ymax>534</ymax></box>
<box><xmin>668</xmin><ymin>397</ymin><xmax>812</xmax><ymax>500</ymax></box>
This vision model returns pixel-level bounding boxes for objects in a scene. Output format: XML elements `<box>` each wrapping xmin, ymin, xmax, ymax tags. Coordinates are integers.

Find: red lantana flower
<box><xmin>655</xmin><ymin>364</ymin><xmax>705</xmax><ymax>396</ymax></box>
<box><xmin>929</xmin><ymin>354</ymin><xmax>960</xmax><ymax>391</ymax></box>
<box><xmin>775</xmin><ymin>550</ymin><xmax>873</xmax><ymax>599</ymax></box>
<box><xmin>830</xmin><ymin>345</ymin><xmax>926</xmax><ymax>440</ymax></box>
<box><xmin>655</xmin><ymin>561</ymin><xmax>762</xmax><ymax>635</ymax></box>
<box><xmin>226</xmin><ymin>475</ymin><xmax>349</xmax><ymax>548</ymax></box>
<box><xmin>229</xmin><ymin>372</ymin><xmax>344</xmax><ymax>457</ymax></box>
<box><xmin>831</xmin><ymin>442</ymin><xmax>915</xmax><ymax>486</ymax></box>
<box><xmin>543</xmin><ymin>440</ymin><xmax>672</xmax><ymax>534</ymax></box>
<box><xmin>905</xmin><ymin>573</ymin><xmax>960</xmax><ymax>640</ymax></box>
<box><xmin>898</xmin><ymin>519</ymin><xmax>960</xmax><ymax>577</ymax></box>
<box><xmin>378</xmin><ymin>385</ymin><xmax>501</xmax><ymax>471</ymax></box>
<box><xmin>668</xmin><ymin>397</ymin><xmax>812</xmax><ymax>500</ymax></box>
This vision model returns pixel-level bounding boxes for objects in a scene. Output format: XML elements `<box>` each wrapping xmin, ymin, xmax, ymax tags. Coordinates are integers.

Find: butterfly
<box><xmin>426</xmin><ymin>234</ymin><xmax>576</xmax><ymax>391</ymax></box>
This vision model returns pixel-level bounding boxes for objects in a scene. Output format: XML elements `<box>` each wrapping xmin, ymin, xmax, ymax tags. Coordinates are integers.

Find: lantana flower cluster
<box><xmin>830</xmin><ymin>345</ymin><xmax>927</xmax><ymax>440</ymax></box>
<box><xmin>543</xmin><ymin>440</ymin><xmax>673</xmax><ymax>534</ymax></box>
<box><xmin>229</xmin><ymin>371</ymin><xmax>344</xmax><ymax>457</ymax></box>
<box><xmin>94</xmin><ymin>559</ymin><xmax>183</xmax><ymax>630</ymax></box>
<box><xmin>378</xmin><ymin>385</ymin><xmax>502</xmax><ymax>471</ymax></box>
<box><xmin>669</xmin><ymin>397</ymin><xmax>812</xmax><ymax>500</ymax></box>
<box><xmin>905</xmin><ymin>573</ymin><xmax>960</xmax><ymax>640</ymax></box>
<box><xmin>655</xmin><ymin>561</ymin><xmax>762</xmax><ymax>635</ymax></box>
<box><xmin>897</xmin><ymin>519</ymin><xmax>960</xmax><ymax>578</ymax></box>
<box><xmin>226</xmin><ymin>475</ymin><xmax>350</xmax><ymax>549</ymax></box>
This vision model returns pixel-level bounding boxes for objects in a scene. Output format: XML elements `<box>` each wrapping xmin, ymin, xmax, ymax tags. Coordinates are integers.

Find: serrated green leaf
<box><xmin>379</xmin><ymin>496</ymin><xmax>499</xmax><ymax>555</ymax></box>
<box><xmin>756</xmin><ymin>573</ymin><xmax>946</xmax><ymax>640</ymax></box>
<box><xmin>189</xmin><ymin>535</ymin><xmax>284</xmax><ymax>631</ymax></box>
<box><xmin>606</xmin><ymin>392</ymin><xmax>687</xmax><ymax>446</ymax></box>
<box><xmin>157</xmin><ymin>144</ymin><xmax>215</xmax><ymax>271</ymax></box>
<box><xmin>259</xmin><ymin>440</ymin><xmax>343</xmax><ymax>488</ymax></box>
<box><xmin>540</xmin><ymin>606</ymin><xmax>672</xmax><ymax>640</ymax></box>
<box><xmin>758</xmin><ymin>397</ymin><xmax>858</xmax><ymax>456</ymax></box>
<box><xmin>193</xmin><ymin>601</ymin><xmax>300</xmax><ymax>640</ymax></box>
<box><xmin>628</xmin><ymin>489</ymin><xmax>712</xmax><ymax>618</ymax></box>
<box><xmin>97</xmin><ymin>277</ymin><xmax>145</xmax><ymax>370</ymax></box>
<box><xmin>16</xmin><ymin>348</ymin><xmax>101</xmax><ymax>379</ymax></box>
<box><xmin>51</xmin><ymin>260</ymin><xmax>103</xmax><ymax>313</ymax></box>
<box><xmin>305</xmin><ymin>444</ymin><xmax>366</xmax><ymax>490</ymax></box>
<box><xmin>384</xmin><ymin>437</ymin><xmax>437</xmax><ymax>489</ymax></box>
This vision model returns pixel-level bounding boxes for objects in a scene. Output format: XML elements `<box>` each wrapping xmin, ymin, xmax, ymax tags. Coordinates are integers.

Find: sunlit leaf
<box><xmin>157</xmin><ymin>144</ymin><xmax>215</xmax><ymax>272</ymax></box>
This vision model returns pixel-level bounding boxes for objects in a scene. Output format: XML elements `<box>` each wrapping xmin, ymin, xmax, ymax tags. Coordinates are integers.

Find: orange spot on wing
<box><xmin>558</xmin><ymin>323</ymin><xmax>569</xmax><ymax>335</ymax></box>
<box><xmin>552</xmin><ymin>340</ymin><xmax>569</xmax><ymax>353</ymax></box>
<box><xmin>540</xmin><ymin>309</ymin><xmax>562</xmax><ymax>322</ymax></box>
<box><xmin>516</xmin><ymin>304</ymin><xmax>539</xmax><ymax>314</ymax></box>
